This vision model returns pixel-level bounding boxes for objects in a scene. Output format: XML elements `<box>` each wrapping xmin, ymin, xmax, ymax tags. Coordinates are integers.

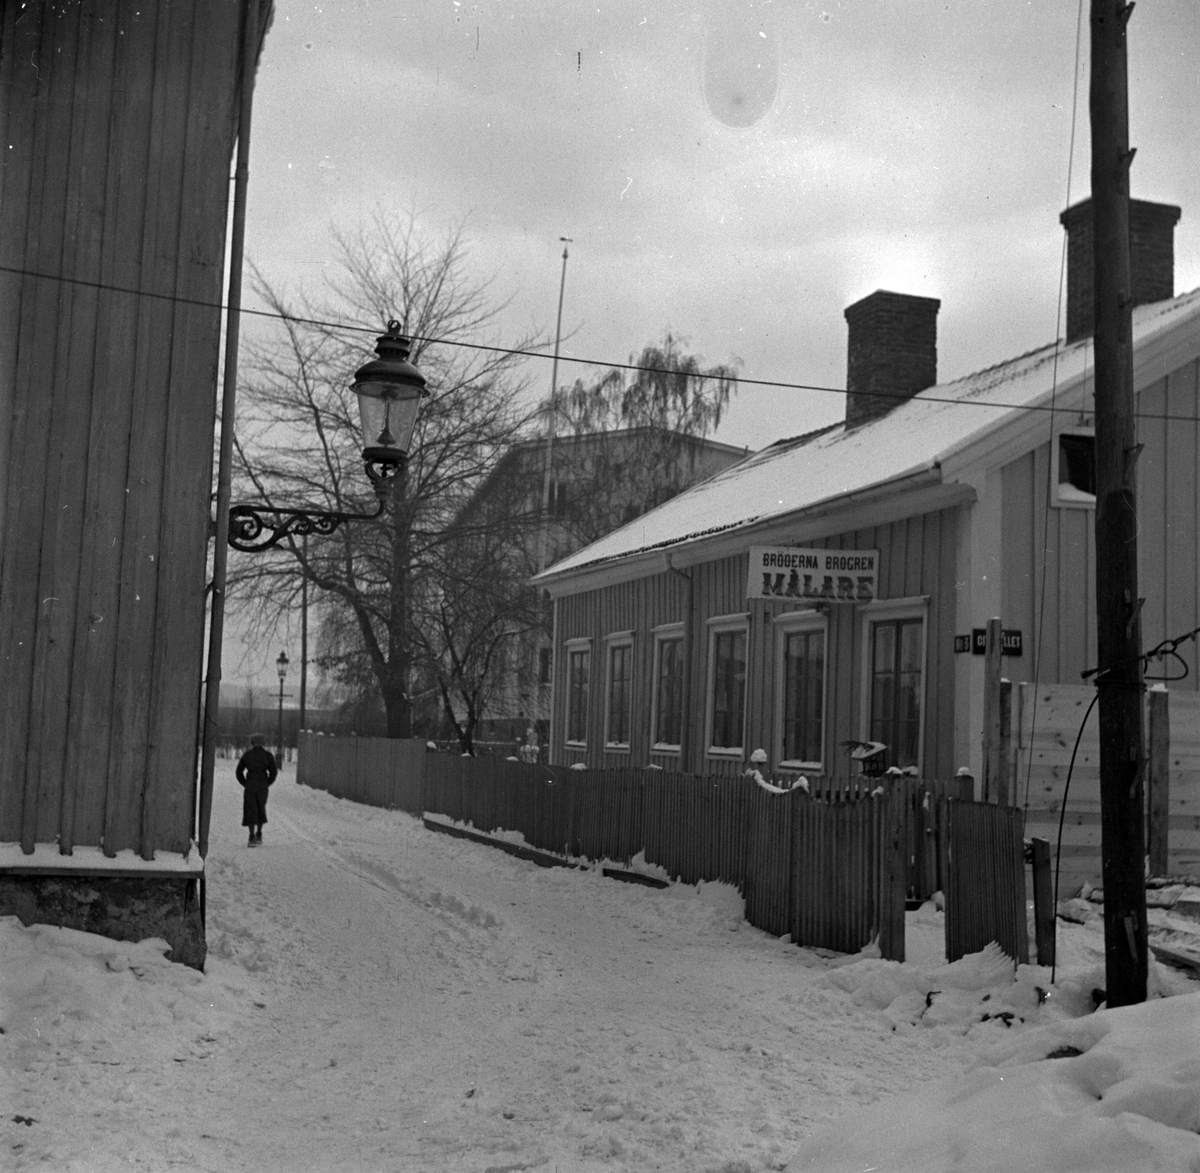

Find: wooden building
<box><xmin>0</xmin><ymin>1</ymin><xmax>271</xmax><ymax>965</ymax></box>
<box><xmin>455</xmin><ymin>427</ymin><xmax>748</xmax><ymax>743</ymax></box>
<box><xmin>535</xmin><ymin>200</ymin><xmax>1200</xmax><ymax>791</ymax></box>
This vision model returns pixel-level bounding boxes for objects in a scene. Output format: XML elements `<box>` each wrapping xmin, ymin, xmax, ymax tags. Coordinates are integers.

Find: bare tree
<box><xmin>542</xmin><ymin>334</ymin><xmax>742</xmax><ymax>552</ymax></box>
<box><xmin>228</xmin><ymin>209</ymin><xmax>543</xmax><ymax>738</ymax></box>
<box><xmin>436</xmin><ymin>336</ymin><xmax>742</xmax><ymax>748</ymax></box>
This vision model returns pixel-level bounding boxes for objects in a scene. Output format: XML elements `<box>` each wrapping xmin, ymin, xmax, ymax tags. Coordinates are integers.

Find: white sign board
<box><xmin>747</xmin><ymin>546</ymin><xmax>879</xmax><ymax>603</ymax></box>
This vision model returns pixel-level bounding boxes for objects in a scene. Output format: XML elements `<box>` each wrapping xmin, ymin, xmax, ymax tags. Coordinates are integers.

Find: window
<box><xmin>869</xmin><ymin>617</ymin><xmax>924</xmax><ymax>770</ymax></box>
<box><xmin>1054</xmin><ymin>429</ymin><xmax>1096</xmax><ymax>507</ymax></box>
<box><xmin>548</xmin><ymin>479</ymin><xmax>570</xmax><ymax>518</ymax></box>
<box><xmin>707</xmin><ymin>617</ymin><xmax>748</xmax><ymax>754</ymax></box>
<box><xmin>566</xmin><ymin>641</ymin><xmax>590</xmax><ymax>745</ymax></box>
<box><xmin>604</xmin><ymin>635</ymin><xmax>633</xmax><ymax>749</ymax></box>
<box><xmin>652</xmin><ymin>627</ymin><xmax>684</xmax><ymax>750</ymax></box>
<box><xmin>778</xmin><ymin>618</ymin><xmax>825</xmax><ymax>767</ymax></box>
<box><xmin>537</xmin><ymin>646</ymin><xmax>552</xmax><ymax>685</ymax></box>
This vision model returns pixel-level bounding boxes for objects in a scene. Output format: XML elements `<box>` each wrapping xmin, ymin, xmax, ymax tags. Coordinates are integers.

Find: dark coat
<box><xmin>237</xmin><ymin>745</ymin><xmax>278</xmax><ymax>827</ymax></box>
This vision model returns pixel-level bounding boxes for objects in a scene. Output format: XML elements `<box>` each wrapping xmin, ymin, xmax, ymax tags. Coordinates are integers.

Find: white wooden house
<box><xmin>534</xmin><ymin>199</ymin><xmax>1200</xmax><ymax>799</ymax></box>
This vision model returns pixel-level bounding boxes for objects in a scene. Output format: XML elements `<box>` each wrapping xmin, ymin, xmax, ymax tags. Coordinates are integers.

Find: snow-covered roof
<box><xmin>536</xmin><ymin>290</ymin><xmax>1200</xmax><ymax>585</ymax></box>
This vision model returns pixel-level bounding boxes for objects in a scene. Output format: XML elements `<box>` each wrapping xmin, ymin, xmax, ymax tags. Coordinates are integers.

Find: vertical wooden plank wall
<box><xmin>0</xmin><ymin>1</ymin><xmax>256</xmax><ymax>858</ymax></box>
<box><xmin>1002</xmin><ymin>359</ymin><xmax>1200</xmax><ymax>695</ymax></box>
<box><xmin>550</xmin><ymin>507</ymin><xmax>960</xmax><ymax>779</ymax></box>
<box><xmin>1022</xmin><ymin>683</ymin><xmax>1200</xmax><ymax>891</ymax></box>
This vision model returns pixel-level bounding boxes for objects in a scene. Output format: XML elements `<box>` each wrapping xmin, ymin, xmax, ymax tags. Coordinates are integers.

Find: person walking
<box><xmin>236</xmin><ymin>733</ymin><xmax>278</xmax><ymax>847</ymax></box>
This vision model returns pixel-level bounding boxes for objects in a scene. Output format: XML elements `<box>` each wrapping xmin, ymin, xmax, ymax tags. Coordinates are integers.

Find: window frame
<box><xmin>564</xmin><ymin>637</ymin><xmax>592</xmax><ymax>749</ymax></box>
<box><xmin>774</xmin><ymin>609</ymin><xmax>828</xmax><ymax>772</ymax></box>
<box><xmin>705</xmin><ymin>613</ymin><xmax>750</xmax><ymax>759</ymax></box>
<box><xmin>858</xmin><ymin>596</ymin><xmax>928</xmax><ymax>774</ymax></box>
<box><xmin>1052</xmin><ymin>426</ymin><xmax>1097</xmax><ymax>510</ymax></box>
<box><xmin>603</xmin><ymin>631</ymin><xmax>634</xmax><ymax>752</ymax></box>
<box><xmin>650</xmin><ymin>622</ymin><xmax>685</xmax><ymax>754</ymax></box>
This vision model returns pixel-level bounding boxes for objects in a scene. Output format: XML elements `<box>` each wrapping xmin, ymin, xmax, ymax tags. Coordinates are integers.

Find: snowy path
<box><xmin>8</xmin><ymin>763</ymin><xmax>983</xmax><ymax>1171</ymax></box>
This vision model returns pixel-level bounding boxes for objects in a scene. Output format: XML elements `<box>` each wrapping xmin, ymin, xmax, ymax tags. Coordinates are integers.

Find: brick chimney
<box><xmin>843</xmin><ymin>290</ymin><xmax>940</xmax><ymax>429</ymax></box>
<box><xmin>1060</xmin><ymin>198</ymin><xmax>1182</xmax><ymax>344</ymax></box>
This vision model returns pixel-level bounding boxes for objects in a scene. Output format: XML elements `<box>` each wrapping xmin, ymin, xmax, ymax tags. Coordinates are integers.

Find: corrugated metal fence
<box><xmin>297</xmin><ymin>734</ymin><xmax>1027</xmax><ymax>965</ymax></box>
<box><xmin>940</xmin><ymin>798</ymin><xmax>1029</xmax><ymax>964</ymax></box>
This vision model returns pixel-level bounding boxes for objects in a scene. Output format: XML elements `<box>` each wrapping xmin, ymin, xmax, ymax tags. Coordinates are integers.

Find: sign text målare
<box><xmin>748</xmin><ymin>547</ymin><xmax>879</xmax><ymax>603</ymax></box>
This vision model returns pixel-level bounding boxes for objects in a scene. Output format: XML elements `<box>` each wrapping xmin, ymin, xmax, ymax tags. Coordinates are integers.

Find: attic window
<box><xmin>1055</xmin><ymin>430</ymin><xmax>1096</xmax><ymax>508</ymax></box>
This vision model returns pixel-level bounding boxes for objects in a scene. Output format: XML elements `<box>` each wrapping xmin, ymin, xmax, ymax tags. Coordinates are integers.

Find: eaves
<box><xmin>538</xmin><ymin>466</ymin><xmax>974</xmax><ymax>598</ymax></box>
<box><xmin>939</xmin><ymin>303</ymin><xmax>1200</xmax><ymax>483</ymax></box>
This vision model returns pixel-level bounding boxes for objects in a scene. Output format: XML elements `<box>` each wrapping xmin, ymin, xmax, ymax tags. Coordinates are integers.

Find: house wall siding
<box><xmin>1000</xmin><ymin>357</ymin><xmax>1200</xmax><ymax>691</ymax></box>
<box><xmin>550</xmin><ymin>506</ymin><xmax>960</xmax><ymax>779</ymax></box>
<box><xmin>0</xmin><ymin>2</ymin><xmax>250</xmax><ymax>857</ymax></box>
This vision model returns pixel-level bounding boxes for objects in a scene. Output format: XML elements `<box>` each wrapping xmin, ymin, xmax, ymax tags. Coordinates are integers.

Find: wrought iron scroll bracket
<box><xmin>228</xmin><ymin>497</ymin><xmax>387</xmax><ymax>552</ymax></box>
<box><xmin>226</xmin><ymin>458</ymin><xmax>404</xmax><ymax>552</ymax></box>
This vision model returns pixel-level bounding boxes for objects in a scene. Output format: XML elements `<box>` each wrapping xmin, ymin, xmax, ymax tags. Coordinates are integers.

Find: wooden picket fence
<box><xmin>297</xmin><ymin>731</ymin><xmax>425</xmax><ymax>814</ymax></box>
<box><xmin>297</xmin><ymin>734</ymin><xmax>1028</xmax><ymax>965</ymax></box>
<box><xmin>420</xmin><ymin>758</ymin><xmax>910</xmax><ymax>957</ymax></box>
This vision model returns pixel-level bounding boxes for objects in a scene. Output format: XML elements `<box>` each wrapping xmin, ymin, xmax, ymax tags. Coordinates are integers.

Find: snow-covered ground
<box><xmin>4</xmin><ymin>761</ymin><xmax>1200</xmax><ymax>1172</ymax></box>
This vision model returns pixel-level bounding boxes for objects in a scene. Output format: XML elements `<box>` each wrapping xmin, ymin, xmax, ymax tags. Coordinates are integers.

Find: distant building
<box><xmin>533</xmin><ymin>200</ymin><xmax>1198</xmax><ymax>788</ymax></box>
<box><xmin>456</xmin><ymin>428</ymin><xmax>748</xmax><ymax>745</ymax></box>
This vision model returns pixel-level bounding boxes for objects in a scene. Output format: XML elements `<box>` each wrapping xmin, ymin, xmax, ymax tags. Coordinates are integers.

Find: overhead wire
<box><xmin>1024</xmin><ymin>0</ymin><xmax>1089</xmax><ymax>819</ymax></box>
<box><xmin>3</xmin><ymin>258</ymin><xmax>1200</xmax><ymax>423</ymax></box>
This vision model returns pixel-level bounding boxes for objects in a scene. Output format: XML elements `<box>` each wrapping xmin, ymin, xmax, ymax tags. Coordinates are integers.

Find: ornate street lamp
<box><xmin>275</xmin><ymin>650</ymin><xmax>290</xmax><ymax>764</ymax></box>
<box><xmin>228</xmin><ymin>320</ymin><xmax>428</xmax><ymax>551</ymax></box>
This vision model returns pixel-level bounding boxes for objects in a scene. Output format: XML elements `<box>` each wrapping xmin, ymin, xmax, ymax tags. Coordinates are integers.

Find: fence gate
<box><xmin>940</xmin><ymin>798</ymin><xmax>1028</xmax><ymax>964</ymax></box>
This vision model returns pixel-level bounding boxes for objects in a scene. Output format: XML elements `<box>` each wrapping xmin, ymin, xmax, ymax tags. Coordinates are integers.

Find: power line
<box><xmin>3</xmin><ymin>259</ymin><xmax>1199</xmax><ymax>422</ymax></box>
<box><xmin>1025</xmin><ymin>0</ymin><xmax>1089</xmax><ymax>818</ymax></box>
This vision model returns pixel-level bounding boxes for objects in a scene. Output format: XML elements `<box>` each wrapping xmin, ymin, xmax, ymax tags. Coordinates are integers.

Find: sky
<box><xmin>228</xmin><ymin>0</ymin><xmax>1200</xmax><ymax>691</ymax></box>
<box><xmin>244</xmin><ymin>0</ymin><xmax>1200</xmax><ymax>451</ymax></box>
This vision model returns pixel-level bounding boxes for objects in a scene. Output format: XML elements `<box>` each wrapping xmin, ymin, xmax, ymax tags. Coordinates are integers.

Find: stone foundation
<box><xmin>0</xmin><ymin>874</ymin><xmax>206</xmax><ymax>970</ymax></box>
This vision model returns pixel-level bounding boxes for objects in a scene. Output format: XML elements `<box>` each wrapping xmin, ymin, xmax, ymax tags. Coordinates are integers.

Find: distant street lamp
<box><xmin>228</xmin><ymin>320</ymin><xmax>428</xmax><ymax>551</ymax></box>
<box><xmin>275</xmin><ymin>650</ymin><xmax>290</xmax><ymax>764</ymax></box>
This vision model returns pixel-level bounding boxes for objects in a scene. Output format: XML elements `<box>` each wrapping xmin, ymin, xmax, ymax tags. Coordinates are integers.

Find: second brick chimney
<box><xmin>844</xmin><ymin>290</ymin><xmax>940</xmax><ymax>429</ymax></box>
<box><xmin>1060</xmin><ymin>197</ymin><xmax>1181</xmax><ymax>344</ymax></box>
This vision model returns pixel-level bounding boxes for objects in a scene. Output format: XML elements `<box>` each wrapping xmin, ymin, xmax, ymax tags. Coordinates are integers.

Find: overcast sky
<box><xmin>245</xmin><ymin>0</ymin><xmax>1199</xmax><ymax>444</ymax></box>
<box><xmin>228</xmin><ymin>0</ymin><xmax>1200</xmax><ymax>694</ymax></box>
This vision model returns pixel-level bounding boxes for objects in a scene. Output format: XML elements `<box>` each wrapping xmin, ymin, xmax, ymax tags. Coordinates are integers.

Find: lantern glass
<box><xmin>276</xmin><ymin>651</ymin><xmax>290</xmax><ymax>681</ymax></box>
<box><xmin>355</xmin><ymin>383</ymin><xmax>423</xmax><ymax>459</ymax></box>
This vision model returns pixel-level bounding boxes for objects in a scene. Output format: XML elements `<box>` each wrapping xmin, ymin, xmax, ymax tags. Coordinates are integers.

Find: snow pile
<box><xmin>6</xmin><ymin>764</ymin><xmax>1200</xmax><ymax>1172</ymax></box>
<box><xmin>787</xmin><ymin>992</ymin><xmax>1200</xmax><ymax>1172</ymax></box>
<box><xmin>3</xmin><ymin>918</ymin><xmax>267</xmax><ymax>1168</ymax></box>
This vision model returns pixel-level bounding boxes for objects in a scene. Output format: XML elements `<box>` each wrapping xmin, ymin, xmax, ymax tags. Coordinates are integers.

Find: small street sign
<box><xmin>954</xmin><ymin>628</ymin><xmax>1023</xmax><ymax>655</ymax></box>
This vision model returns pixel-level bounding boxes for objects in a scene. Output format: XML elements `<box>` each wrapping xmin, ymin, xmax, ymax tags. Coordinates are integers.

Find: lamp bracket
<box><xmin>228</xmin><ymin>455</ymin><xmax>404</xmax><ymax>552</ymax></box>
<box><xmin>228</xmin><ymin>498</ymin><xmax>386</xmax><ymax>552</ymax></box>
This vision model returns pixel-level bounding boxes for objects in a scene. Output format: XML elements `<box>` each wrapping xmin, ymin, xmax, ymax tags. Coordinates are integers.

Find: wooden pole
<box><xmin>1090</xmin><ymin>0</ymin><xmax>1147</xmax><ymax>1005</ymax></box>
<box><xmin>878</xmin><ymin>791</ymin><xmax>907</xmax><ymax>962</ymax></box>
<box><xmin>998</xmin><ymin>678</ymin><xmax>1013</xmax><ymax>807</ymax></box>
<box><xmin>1030</xmin><ymin>837</ymin><xmax>1056</xmax><ymax>968</ymax></box>
<box><xmin>982</xmin><ymin>617</ymin><xmax>1003</xmax><ymax>802</ymax></box>
<box><xmin>1147</xmin><ymin>685</ymin><xmax>1170</xmax><ymax>877</ymax></box>
<box><xmin>198</xmin><ymin>0</ymin><xmax>259</xmax><ymax>859</ymax></box>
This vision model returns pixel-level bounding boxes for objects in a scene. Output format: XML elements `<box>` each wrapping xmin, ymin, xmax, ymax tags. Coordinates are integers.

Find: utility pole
<box><xmin>1090</xmin><ymin>0</ymin><xmax>1147</xmax><ymax>1006</ymax></box>
<box><xmin>538</xmin><ymin>238</ymin><xmax>572</xmax><ymax>573</ymax></box>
